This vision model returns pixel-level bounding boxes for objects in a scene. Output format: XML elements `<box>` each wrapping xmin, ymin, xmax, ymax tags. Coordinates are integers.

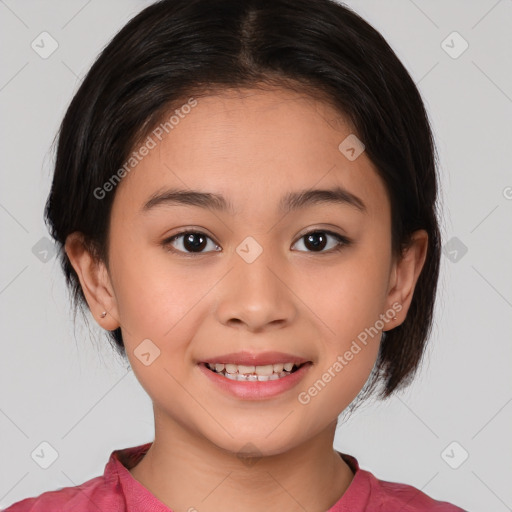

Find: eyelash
<box><xmin>161</xmin><ymin>229</ymin><xmax>351</xmax><ymax>257</ymax></box>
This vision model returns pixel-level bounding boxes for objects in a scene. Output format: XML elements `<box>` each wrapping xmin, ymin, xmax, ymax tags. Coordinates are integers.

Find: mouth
<box><xmin>204</xmin><ymin>361</ymin><xmax>306</xmax><ymax>382</ymax></box>
<box><xmin>198</xmin><ymin>351</ymin><xmax>312</xmax><ymax>399</ymax></box>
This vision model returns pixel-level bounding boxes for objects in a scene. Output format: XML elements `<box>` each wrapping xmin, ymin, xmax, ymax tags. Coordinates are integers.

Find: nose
<box><xmin>214</xmin><ymin>245</ymin><xmax>298</xmax><ymax>333</ymax></box>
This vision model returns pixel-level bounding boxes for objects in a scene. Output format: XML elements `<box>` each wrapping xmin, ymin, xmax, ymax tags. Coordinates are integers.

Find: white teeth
<box><xmin>255</xmin><ymin>365</ymin><xmax>274</xmax><ymax>376</ymax></box>
<box><xmin>225</xmin><ymin>364</ymin><xmax>238</xmax><ymax>374</ymax></box>
<box><xmin>238</xmin><ymin>365</ymin><xmax>255</xmax><ymax>374</ymax></box>
<box><xmin>205</xmin><ymin>361</ymin><xmax>303</xmax><ymax>381</ymax></box>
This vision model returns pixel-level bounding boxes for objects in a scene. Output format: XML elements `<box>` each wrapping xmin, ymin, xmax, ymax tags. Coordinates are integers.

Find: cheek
<box><xmin>296</xmin><ymin>260</ymin><xmax>386</xmax><ymax>419</ymax></box>
<box><xmin>107</xmin><ymin>246</ymin><xmax>183</xmax><ymax>352</ymax></box>
<box><xmin>299</xmin><ymin>235</ymin><xmax>391</xmax><ymax>399</ymax></box>
<box><xmin>108</xmin><ymin>241</ymin><xmax>194</xmax><ymax>342</ymax></box>
<box><xmin>301</xmin><ymin>250</ymin><xmax>391</xmax><ymax>337</ymax></box>
<box><xmin>110</xmin><ymin>246</ymin><xmax>226</xmax><ymax>382</ymax></box>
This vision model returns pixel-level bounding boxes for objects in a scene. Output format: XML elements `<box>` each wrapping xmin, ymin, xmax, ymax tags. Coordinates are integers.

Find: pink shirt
<box><xmin>3</xmin><ymin>442</ymin><xmax>466</xmax><ymax>511</ymax></box>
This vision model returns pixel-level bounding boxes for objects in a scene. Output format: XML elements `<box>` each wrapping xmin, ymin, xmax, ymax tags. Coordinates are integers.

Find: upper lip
<box><xmin>201</xmin><ymin>351</ymin><xmax>310</xmax><ymax>366</ymax></box>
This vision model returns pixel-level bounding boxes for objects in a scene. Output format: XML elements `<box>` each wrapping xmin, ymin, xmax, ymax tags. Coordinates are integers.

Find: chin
<box><xmin>204</xmin><ymin>427</ymin><xmax>305</xmax><ymax>461</ymax></box>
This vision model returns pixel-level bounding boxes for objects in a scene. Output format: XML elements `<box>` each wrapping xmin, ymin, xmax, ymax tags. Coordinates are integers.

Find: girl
<box><xmin>4</xmin><ymin>0</ymin><xmax>467</xmax><ymax>510</ymax></box>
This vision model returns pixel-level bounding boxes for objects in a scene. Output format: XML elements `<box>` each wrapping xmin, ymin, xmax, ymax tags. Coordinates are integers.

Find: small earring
<box><xmin>100</xmin><ymin>311</ymin><xmax>107</xmax><ymax>318</ymax></box>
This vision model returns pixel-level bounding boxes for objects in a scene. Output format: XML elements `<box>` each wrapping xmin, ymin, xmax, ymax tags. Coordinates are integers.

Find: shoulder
<box><xmin>368</xmin><ymin>473</ymin><xmax>466</xmax><ymax>511</ymax></box>
<box><xmin>2</xmin><ymin>443</ymin><xmax>153</xmax><ymax>512</ymax></box>
<box><xmin>337</xmin><ymin>453</ymin><xmax>467</xmax><ymax>512</ymax></box>
<box><xmin>360</xmin><ymin>467</ymin><xmax>466</xmax><ymax>511</ymax></box>
<box><xmin>2</xmin><ymin>474</ymin><xmax>123</xmax><ymax>512</ymax></box>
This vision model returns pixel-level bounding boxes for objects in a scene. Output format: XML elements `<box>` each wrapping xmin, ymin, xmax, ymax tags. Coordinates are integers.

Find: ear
<box><xmin>64</xmin><ymin>232</ymin><xmax>120</xmax><ymax>330</ymax></box>
<box><xmin>383</xmin><ymin>229</ymin><xmax>429</xmax><ymax>331</ymax></box>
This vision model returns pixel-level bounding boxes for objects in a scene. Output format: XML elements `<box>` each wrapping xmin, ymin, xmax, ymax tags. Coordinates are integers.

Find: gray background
<box><xmin>1</xmin><ymin>1</ymin><xmax>511</xmax><ymax>511</ymax></box>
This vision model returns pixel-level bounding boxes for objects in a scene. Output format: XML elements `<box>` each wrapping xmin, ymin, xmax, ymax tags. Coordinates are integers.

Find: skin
<box><xmin>65</xmin><ymin>87</ymin><xmax>428</xmax><ymax>512</ymax></box>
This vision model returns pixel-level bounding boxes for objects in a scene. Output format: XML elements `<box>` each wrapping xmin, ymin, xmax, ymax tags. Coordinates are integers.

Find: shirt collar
<box><xmin>106</xmin><ymin>442</ymin><xmax>171</xmax><ymax>511</ymax></box>
<box><xmin>104</xmin><ymin>442</ymin><xmax>368</xmax><ymax>512</ymax></box>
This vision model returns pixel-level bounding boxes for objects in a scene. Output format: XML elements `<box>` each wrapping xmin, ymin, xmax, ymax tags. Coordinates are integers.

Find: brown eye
<box><xmin>163</xmin><ymin>231</ymin><xmax>221</xmax><ymax>254</ymax></box>
<box><xmin>292</xmin><ymin>230</ymin><xmax>350</xmax><ymax>253</ymax></box>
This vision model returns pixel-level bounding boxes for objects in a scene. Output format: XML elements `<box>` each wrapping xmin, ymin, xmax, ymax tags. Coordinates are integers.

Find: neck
<box><xmin>129</xmin><ymin>412</ymin><xmax>355</xmax><ymax>512</ymax></box>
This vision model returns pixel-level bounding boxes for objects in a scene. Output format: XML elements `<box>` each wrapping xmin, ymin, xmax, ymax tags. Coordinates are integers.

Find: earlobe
<box><xmin>384</xmin><ymin>229</ymin><xmax>429</xmax><ymax>330</ymax></box>
<box><xmin>64</xmin><ymin>232</ymin><xmax>120</xmax><ymax>331</ymax></box>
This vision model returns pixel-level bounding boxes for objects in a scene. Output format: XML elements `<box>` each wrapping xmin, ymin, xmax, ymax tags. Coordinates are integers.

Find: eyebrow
<box><xmin>141</xmin><ymin>185</ymin><xmax>367</xmax><ymax>215</ymax></box>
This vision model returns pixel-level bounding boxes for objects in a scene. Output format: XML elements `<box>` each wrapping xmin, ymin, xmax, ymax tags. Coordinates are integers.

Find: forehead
<box><xmin>112</xmin><ymin>87</ymin><xmax>389</xmax><ymax>220</ymax></box>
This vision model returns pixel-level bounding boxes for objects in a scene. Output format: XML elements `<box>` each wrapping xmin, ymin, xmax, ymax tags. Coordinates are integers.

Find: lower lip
<box><xmin>198</xmin><ymin>362</ymin><xmax>312</xmax><ymax>400</ymax></box>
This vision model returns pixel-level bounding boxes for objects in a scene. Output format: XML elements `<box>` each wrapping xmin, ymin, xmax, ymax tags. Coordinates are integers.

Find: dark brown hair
<box><xmin>45</xmin><ymin>0</ymin><xmax>441</xmax><ymax>400</ymax></box>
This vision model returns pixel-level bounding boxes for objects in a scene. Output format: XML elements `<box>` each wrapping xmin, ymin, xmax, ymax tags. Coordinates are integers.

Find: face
<box><xmin>68</xmin><ymin>87</ymin><xmax>426</xmax><ymax>457</ymax></box>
